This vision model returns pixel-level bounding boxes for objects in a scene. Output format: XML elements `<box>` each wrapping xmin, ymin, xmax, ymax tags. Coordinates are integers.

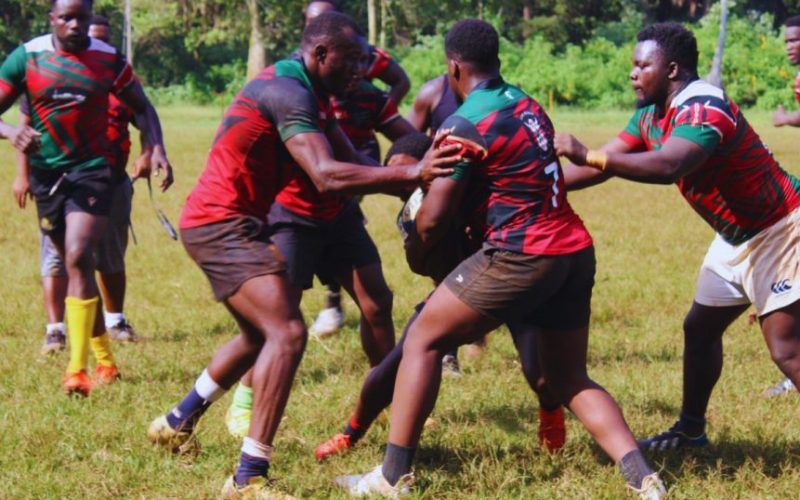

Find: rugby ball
<box><xmin>396</xmin><ymin>187</ymin><xmax>424</xmax><ymax>240</ymax></box>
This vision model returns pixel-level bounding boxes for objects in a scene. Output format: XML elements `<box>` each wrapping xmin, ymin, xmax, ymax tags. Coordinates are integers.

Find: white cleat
<box><xmin>629</xmin><ymin>473</ymin><xmax>667</xmax><ymax>500</ymax></box>
<box><xmin>309</xmin><ymin>307</ymin><xmax>344</xmax><ymax>338</ymax></box>
<box><xmin>335</xmin><ymin>465</ymin><xmax>414</xmax><ymax>498</ymax></box>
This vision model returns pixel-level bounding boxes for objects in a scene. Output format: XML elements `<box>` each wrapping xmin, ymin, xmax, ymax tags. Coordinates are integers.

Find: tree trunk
<box><xmin>367</xmin><ymin>0</ymin><xmax>377</xmax><ymax>46</ymax></box>
<box><xmin>124</xmin><ymin>0</ymin><xmax>133</xmax><ymax>64</ymax></box>
<box><xmin>706</xmin><ymin>0</ymin><xmax>728</xmax><ymax>89</ymax></box>
<box><xmin>246</xmin><ymin>0</ymin><xmax>266</xmax><ymax>80</ymax></box>
<box><xmin>379</xmin><ymin>0</ymin><xmax>387</xmax><ymax>48</ymax></box>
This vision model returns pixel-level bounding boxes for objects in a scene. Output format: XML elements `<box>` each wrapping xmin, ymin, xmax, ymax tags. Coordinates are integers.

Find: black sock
<box><xmin>382</xmin><ymin>443</ymin><xmax>416</xmax><ymax>486</ymax></box>
<box><xmin>678</xmin><ymin>412</ymin><xmax>706</xmax><ymax>436</ymax></box>
<box><xmin>343</xmin><ymin>417</ymin><xmax>367</xmax><ymax>444</ymax></box>
<box><xmin>234</xmin><ymin>452</ymin><xmax>270</xmax><ymax>487</ymax></box>
<box><xmin>326</xmin><ymin>290</ymin><xmax>341</xmax><ymax>309</ymax></box>
<box><xmin>619</xmin><ymin>449</ymin><xmax>654</xmax><ymax>489</ymax></box>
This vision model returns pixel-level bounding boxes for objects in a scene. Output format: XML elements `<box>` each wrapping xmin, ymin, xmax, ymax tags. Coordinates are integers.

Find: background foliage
<box><xmin>3</xmin><ymin>0</ymin><xmax>800</xmax><ymax>108</ymax></box>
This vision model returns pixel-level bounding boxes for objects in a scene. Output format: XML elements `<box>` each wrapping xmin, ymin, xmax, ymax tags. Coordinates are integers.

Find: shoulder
<box><xmin>414</xmin><ymin>75</ymin><xmax>446</xmax><ymax>105</ymax></box>
<box><xmin>440</xmin><ymin>114</ymin><xmax>488</xmax><ymax>162</ymax></box>
<box><xmin>87</xmin><ymin>37</ymin><xmax>119</xmax><ymax>55</ymax></box>
<box><xmin>22</xmin><ymin>34</ymin><xmax>54</xmax><ymax>54</ymax></box>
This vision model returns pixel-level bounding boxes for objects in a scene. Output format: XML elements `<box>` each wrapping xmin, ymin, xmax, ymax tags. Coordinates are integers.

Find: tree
<box><xmin>246</xmin><ymin>0</ymin><xmax>266</xmax><ymax>79</ymax></box>
<box><xmin>706</xmin><ymin>0</ymin><xmax>727</xmax><ymax>89</ymax></box>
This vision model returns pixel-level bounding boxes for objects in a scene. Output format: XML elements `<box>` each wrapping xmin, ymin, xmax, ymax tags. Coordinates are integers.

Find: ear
<box><xmin>451</xmin><ymin>60</ymin><xmax>461</xmax><ymax>82</ymax></box>
<box><xmin>315</xmin><ymin>44</ymin><xmax>328</xmax><ymax>64</ymax></box>
<box><xmin>667</xmin><ymin>61</ymin><xmax>679</xmax><ymax>80</ymax></box>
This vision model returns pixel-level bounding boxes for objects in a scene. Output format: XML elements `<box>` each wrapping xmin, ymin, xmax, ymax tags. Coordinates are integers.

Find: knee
<box><xmin>768</xmin><ymin>342</ymin><xmax>800</xmax><ymax>370</ymax></box>
<box><xmin>360</xmin><ymin>287</ymin><xmax>393</xmax><ymax>322</ymax></box>
<box><xmin>547</xmin><ymin>370</ymin><xmax>593</xmax><ymax>405</ymax></box>
<box><xmin>64</xmin><ymin>244</ymin><xmax>94</xmax><ymax>272</ymax></box>
<box><xmin>272</xmin><ymin>319</ymin><xmax>307</xmax><ymax>359</ymax></box>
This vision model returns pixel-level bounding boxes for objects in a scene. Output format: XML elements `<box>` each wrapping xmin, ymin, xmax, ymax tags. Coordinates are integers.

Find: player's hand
<box><xmin>10</xmin><ymin>125</ymin><xmax>42</xmax><ymax>154</ymax></box>
<box><xmin>151</xmin><ymin>145</ymin><xmax>174</xmax><ymax>192</ymax></box>
<box><xmin>11</xmin><ymin>174</ymin><xmax>31</xmax><ymax>209</ymax></box>
<box><xmin>132</xmin><ymin>149</ymin><xmax>152</xmax><ymax>180</ymax></box>
<box><xmin>773</xmin><ymin>105</ymin><xmax>788</xmax><ymax>127</ymax></box>
<box><xmin>554</xmin><ymin>132</ymin><xmax>589</xmax><ymax>165</ymax></box>
<box><xmin>416</xmin><ymin>128</ymin><xmax>460</xmax><ymax>186</ymax></box>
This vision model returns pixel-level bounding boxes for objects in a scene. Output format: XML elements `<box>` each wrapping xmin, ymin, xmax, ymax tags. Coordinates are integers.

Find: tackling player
<box><xmin>0</xmin><ymin>0</ymin><xmax>172</xmax><ymax>396</ymax></box>
<box><xmin>555</xmin><ymin>22</ymin><xmax>800</xmax><ymax>453</ymax></box>
<box><xmin>336</xmin><ymin>20</ymin><xmax>665</xmax><ymax>499</ymax></box>
<box><xmin>145</xmin><ymin>12</ymin><xmax>458</xmax><ymax>498</ymax></box>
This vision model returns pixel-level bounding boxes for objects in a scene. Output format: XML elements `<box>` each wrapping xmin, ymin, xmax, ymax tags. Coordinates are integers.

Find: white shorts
<box><xmin>694</xmin><ymin>206</ymin><xmax>800</xmax><ymax>316</ymax></box>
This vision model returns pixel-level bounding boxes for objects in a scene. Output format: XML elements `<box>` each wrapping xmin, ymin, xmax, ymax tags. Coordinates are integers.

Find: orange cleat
<box><xmin>538</xmin><ymin>407</ymin><xmax>566</xmax><ymax>452</ymax></box>
<box><xmin>63</xmin><ymin>370</ymin><xmax>93</xmax><ymax>397</ymax></box>
<box><xmin>94</xmin><ymin>364</ymin><xmax>121</xmax><ymax>385</ymax></box>
<box><xmin>314</xmin><ymin>433</ymin><xmax>353</xmax><ymax>461</ymax></box>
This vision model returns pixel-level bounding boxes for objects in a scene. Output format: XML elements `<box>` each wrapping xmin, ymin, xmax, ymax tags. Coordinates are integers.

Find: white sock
<box><xmin>104</xmin><ymin>311</ymin><xmax>125</xmax><ymax>328</ymax></box>
<box><xmin>242</xmin><ymin>436</ymin><xmax>273</xmax><ymax>461</ymax></box>
<box><xmin>46</xmin><ymin>322</ymin><xmax>65</xmax><ymax>335</ymax></box>
<box><xmin>195</xmin><ymin>369</ymin><xmax>226</xmax><ymax>402</ymax></box>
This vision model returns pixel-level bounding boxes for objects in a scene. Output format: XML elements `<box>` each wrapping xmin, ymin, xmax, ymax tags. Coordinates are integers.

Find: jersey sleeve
<box><xmin>18</xmin><ymin>94</ymin><xmax>30</xmax><ymax>116</ymax></box>
<box><xmin>366</xmin><ymin>45</ymin><xmax>392</xmax><ymax>81</ymax></box>
<box><xmin>670</xmin><ymin>96</ymin><xmax>736</xmax><ymax>153</ymax></box>
<box><xmin>439</xmin><ymin>114</ymin><xmax>488</xmax><ymax>182</ymax></box>
<box><xmin>110</xmin><ymin>52</ymin><xmax>135</xmax><ymax>96</ymax></box>
<box><xmin>617</xmin><ymin>108</ymin><xmax>646</xmax><ymax>149</ymax></box>
<box><xmin>260</xmin><ymin>77</ymin><xmax>323</xmax><ymax>142</ymax></box>
<box><xmin>0</xmin><ymin>45</ymin><xmax>27</xmax><ymax>98</ymax></box>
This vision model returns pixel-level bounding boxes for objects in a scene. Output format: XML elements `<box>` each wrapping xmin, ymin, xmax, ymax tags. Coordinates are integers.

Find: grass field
<box><xmin>2</xmin><ymin>107</ymin><xmax>800</xmax><ymax>499</ymax></box>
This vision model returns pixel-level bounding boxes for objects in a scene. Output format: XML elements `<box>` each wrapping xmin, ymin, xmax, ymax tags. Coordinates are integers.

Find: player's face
<box><xmin>50</xmin><ymin>0</ymin><xmax>92</xmax><ymax>52</ymax></box>
<box><xmin>630</xmin><ymin>40</ymin><xmax>671</xmax><ymax>108</ymax></box>
<box><xmin>319</xmin><ymin>33</ymin><xmax>368</xmax><ymax>97</ymax></box>
<box><xmin>305</xmin><ymin>1</ymin><xmax>337</xmax><ymax>27</ymax></box>
<box><xmin>88</xmin><ymin>24</ymin><xmax>111</xmax><ymax>43</ymax></box>
<box><xmin>785</xmin><ymin>26</ymin><xmax>800</xmax><ymax>65</ymax></box>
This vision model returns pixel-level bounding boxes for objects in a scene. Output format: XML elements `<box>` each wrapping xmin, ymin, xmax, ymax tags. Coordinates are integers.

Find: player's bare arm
<box><xmin>379</xmin><ymin>115</ymin><xmax>417</xmax><ymax>142</ymax></box>
<box><xmin>560</xmin><ymin>136</ymin><xmax>634</xmax><ymax>190</ymax></box>
<box><xmin>11</xmin><ymin>109</ymin><xmax>32</xmax><ymax>208</ymax></box>
<box><xmin>117</xmin><ymin>80</ymin><xmax>173</xmax><ymax>191</ymax></box>
<box><xmin>414</xmin><ymin>175</ymin><xmax>467</xmax><ymax>248</ymax></box>
<box><xmin>378</xmin><ymin>59</ymin><xmax>411</xmax><ymax>105</ymax></box>
<box><xmin>556</xmin><ymin>132</ymin><xmax>709</xmax><ymax>184</ymax></box>
<box><xmin>773</xmin><ymin>105</ymin><xmax>800</xmax><ymax>127</ymax></box>
<box><xmin>406</xmin><ymin>77</ymin><xmax>445</xmax><ymax>132</ymax></box>
<box><xmin>326</xmin><ymin>121</ymin><xmax>381</xmax><ymax>166</ymax></box>
<box><xmin>286</xmin><ymin>130</ymin><xmax>459</xmax><ymax>194</ymax></box>
<box><xmin>0</xmin><ymin>89</ymin><xmax>41</xmax><ymax>154</ymax></box>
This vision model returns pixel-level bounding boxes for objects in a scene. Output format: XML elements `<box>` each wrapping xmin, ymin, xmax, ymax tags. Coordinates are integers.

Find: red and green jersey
<box><xmin>441</xmin><ymin>78</ymin><xmax>592</xmax><ymax>255</ymax></box>
<box><xmin>180</xmin><ymin>58</ymin><xmax>333</xmax><ymax>229</ymax></box>
<box><xmin>618</xmin><ymin>80</ymin><xmax>800</xmax><ymax>245</ymax></box>
<box><xmin>330</xmin><ymin>80</ymin><xmax>399</xmax><ymax>162</ymax></box>
<box><xmin>794</xmin><ymin>71</ymin><xmax>800</xmax><ymax>104</ymax></box>
<box><xmin>0</xmin><ymin>35</ymin><xmax>134</xmax><ymax>172</ymax></box>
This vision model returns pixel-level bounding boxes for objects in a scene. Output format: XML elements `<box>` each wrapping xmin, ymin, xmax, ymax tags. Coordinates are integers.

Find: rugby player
<box><xmin>0</xmin><ymin>0</ymin><xmax>172</xmax><ymax>396</ymax></box>
<box><xmin>336</xmin><ymin>20</ymin><xmax>665</xmax><ymax>499</ymax></box>
<box><xmin>145</xmin><ymin>12</ymin><xmax>458</xmax><ymax>498</ymax></box>
<box><xmin>224</xmin><ymin>76</ymin><xmax>417</xmax><ymax>439</ymax></box>
<box><xmin>302</xmin><ymin>0</ymin><xmax>413</xmax><ymax>336</ymax></box>
<box><xmin>313</xmin><ymin>132</ymin><xmax>568</xmax><ymax>461</ymax></box>
<box><xmin>555</xmin><ymin>22</ymin><xmax>800</xmax><ymax>453</ymax></box>
<box><xmin>13</xmin><ymin>14</ymin><xmax>146</xmax><ymax>355</ymax></box>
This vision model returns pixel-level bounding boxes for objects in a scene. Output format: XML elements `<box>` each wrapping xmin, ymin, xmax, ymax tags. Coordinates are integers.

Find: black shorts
<box><xmin>267</xmin><ymin>201</ymin><xmax>381</xmax><ymax>290</ymax></box>
<box><xmin>180</xmin><ymin>216</ymin><xmax>286</xmax><ymax>301</ymax></box>
<box><xmin>30</xmin><ymin>166</ymin><xmax>114</xmax><ymax>237</ymax></box>
<box><xmin>443</xmin><ymin>244</ymin><xmax>595</xmax><ymax>330</ymax></box>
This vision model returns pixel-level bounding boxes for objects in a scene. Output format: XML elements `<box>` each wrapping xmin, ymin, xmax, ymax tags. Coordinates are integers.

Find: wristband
<box><xmin>585</xmin><ymin>150</ymin><xmax>608</xmax><ymax>171</ymax></box>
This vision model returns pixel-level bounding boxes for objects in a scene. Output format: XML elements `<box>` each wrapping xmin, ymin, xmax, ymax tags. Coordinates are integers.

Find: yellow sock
<box><xmin>90</xmin><ymin>332</ymin><xmax>115</xmax><ymax>367</ymax></box>
<box><xmin>66</xmin><ymin>296</ymin><xmax>99</xmax><ymax>373</ymax></box>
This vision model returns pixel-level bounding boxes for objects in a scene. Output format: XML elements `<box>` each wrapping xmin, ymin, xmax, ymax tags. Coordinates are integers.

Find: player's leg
<box><xmin>97</xmin><ymin>177</ymin><xmax>136</xmax><ymax>341</ymax></box>
<box><xmin>39</xmin><ymin>234</ymin><xmax>68</xmax><ymax>354</ymax></box>
<box><xmin>507</xmin><ymin>320</ymin><xmax>564</xmax><ymax>451</ymax></box>
<box><xmin>760</xmin><ymin>299</ymin><xmax>800</xmax><ymax>390</ymax></box>
<box><xmin>315</xmin><ymin>307</ymin><xmax>420</xmax><ymax>460</ymax></box>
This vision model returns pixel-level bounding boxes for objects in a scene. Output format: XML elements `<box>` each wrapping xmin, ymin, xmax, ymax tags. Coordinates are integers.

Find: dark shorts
<box><xmin>444</xmin><ymin>244</ymin><xmax>595</xmax><ymax>330</ymax></box>
<box><xmin>30</xmin><ymin>166</ymin><xmax>114</xmax><ymax>237</ymax></box>
<box><xmin>180</xmin><ymin>216</ymin><xmax>286</xmax><ymax>301</ymax></box>
<box><xmin>268</xmin><ymin>201</ymin><xmax>381</xmax><ymax>290</ymax></box>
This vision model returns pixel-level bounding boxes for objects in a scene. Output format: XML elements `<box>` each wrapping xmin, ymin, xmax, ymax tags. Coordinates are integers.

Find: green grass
<box><xmin>3</xmin><ymin>106</ymin><xmax>800</xmax><ymax>498</ymax></box>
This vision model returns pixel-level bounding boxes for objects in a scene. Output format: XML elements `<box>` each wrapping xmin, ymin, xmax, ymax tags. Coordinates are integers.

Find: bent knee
<box><xmin>359</xmin><ymin>287</ymin><xmax>394</xmax><ymax>321</ymax></box>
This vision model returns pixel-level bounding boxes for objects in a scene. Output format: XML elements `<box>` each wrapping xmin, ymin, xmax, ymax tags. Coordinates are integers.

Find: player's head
<box><xmin>88</xmin><ymin>14</ymin><xmax>110</xmax><ymax>43</ymax></box>
<box><xmin>305</xmin><ymin>0</ymin><xmax>340</xmax><ymax>27</ymax></box>
<box><xmin>385</xmin><ymin>132</ymin><xmax>433</xmax><ymax>166</ymax></box>
<box><xmin>302</xmin><ymin>11</ymin><xmax>367</xmax><ymax>97</ymax></box>
<box><xmin>785</xmin><ymin>16</ymin><xmax>800</xmax><ymax>64</ymax></box>
<box><xmin>444</xmin><ymin>19</ymin><xmax>500</xmax><ymax>100</ymax></box>
<box><xmin>50</xmin><ymin>0</ymin><xmax>93</xmax><ymax>52</ymax></box>
<box><xmin>631</xmin><ymin>23</ymin><xmax>698</xmax><ymax>108</ymax></box>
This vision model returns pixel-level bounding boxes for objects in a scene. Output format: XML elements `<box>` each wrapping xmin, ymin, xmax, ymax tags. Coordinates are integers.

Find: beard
<box><xmin>635</xmin><ymin>96</ymin><xmax>655</xmax><ymax>109</ymax></box>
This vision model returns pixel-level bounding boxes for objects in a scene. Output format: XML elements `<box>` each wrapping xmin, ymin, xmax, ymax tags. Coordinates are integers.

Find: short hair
<box><xmin>444</xmin><ymin>19</ymin><xmax>500</xmax><ymax>73</ymax></box>
<box><xmin>301</xmin><ymin>11</ymin><xmax>362</xmax><ymax>48</ymax></box>
<box><xmin>385</xmin><ymin>133</ymin><xmax>433</xmax><ymax>164</ymax></box>
<box><xmin>786</xmin><ymin>15</ymin><xmax>800</xmax><ymax>28</ymax></box>
<box><xmin>90</xmin><ymin>14</ymin><xmax>109</xmax><ymax>27</ymax></box>
<box><xmin>637</xmin><ymin>22</ymin><xmax>699</xmax><ymax>75</ymax></box>
<box><xmin>51</xmin><ymin>0</ymin><xmax>93</xmax><ymax>8</ymax></box>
